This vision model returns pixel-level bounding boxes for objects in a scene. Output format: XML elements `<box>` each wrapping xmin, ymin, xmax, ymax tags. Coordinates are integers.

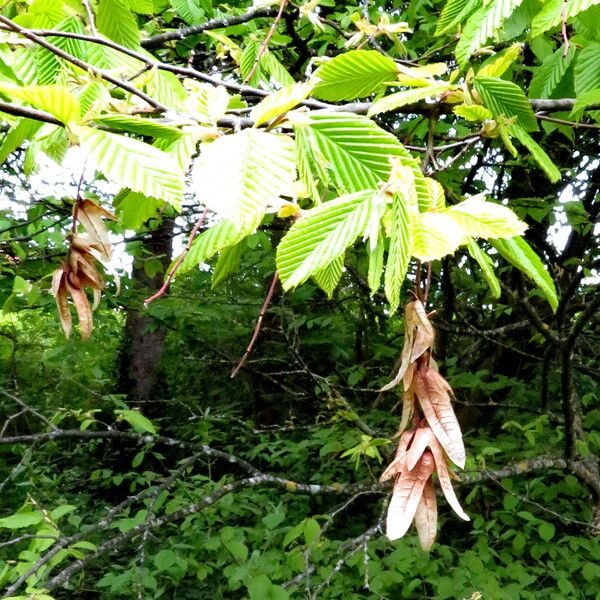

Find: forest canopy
<box><xmin>0</xmin><ymin>0</ymin><xmax>599</xmax><ymax>598</ymax></box>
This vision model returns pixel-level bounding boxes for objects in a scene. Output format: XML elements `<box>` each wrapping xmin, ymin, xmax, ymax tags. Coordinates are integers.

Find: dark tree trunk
<box><xmin>118</xmin><ymin>219</ymin><xmax>174</xmax><ymax>411</ymax></box>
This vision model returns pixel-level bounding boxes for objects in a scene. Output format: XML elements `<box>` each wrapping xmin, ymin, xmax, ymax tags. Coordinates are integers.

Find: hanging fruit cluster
<box><xmin>52</xmin><ymin>199</ymin><xmax>115</xmax><ymax>340</ymax></box>
<box><xmin>380</xmin><ymin>299</ymin><xmax>469</xmax><ymax>550</ymax></box>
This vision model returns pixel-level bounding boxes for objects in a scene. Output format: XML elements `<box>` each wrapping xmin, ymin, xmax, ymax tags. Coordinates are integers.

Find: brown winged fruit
<box><xmin>52</xmin><ymin>200</ymin><xmax>115</xmax><ymax>340</ymax></box>
<box><xmin>380</xmin><ymin>300</ymin><xmax>469</xmax><ymax>550</ymax></box>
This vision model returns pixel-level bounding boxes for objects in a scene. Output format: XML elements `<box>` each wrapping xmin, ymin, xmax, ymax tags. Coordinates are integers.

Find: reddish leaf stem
<box><xmin>231</xmin><ymin>272</ymin><xmax>279</xmax><ymax>378</ymax></box>
<box><xmin>144</xmin><ymin>208</ymin><xmax>208</xmax><ymax>308</ymax></box>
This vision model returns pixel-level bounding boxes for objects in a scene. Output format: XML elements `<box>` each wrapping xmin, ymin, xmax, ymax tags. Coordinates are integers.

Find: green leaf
<box><xmin>529</xmin><ymin>45</ymin><xmax>576</xmax><ymax>99</ymax></box>
<box><xmin>96</xmin><ymin>0</ymin><xmax>141</xmax><ymax>49</ymax></box>
<box><xmin>261</xmin><ymin>51</ymin><xmax>295</xmax><ymax>88</ymax></box>
<box><xmin>455</xmin><ymin>0</ymin><xmax>525</xmax><ymax>66</ymax></box>
<box><xmin>251</xmin><ymin>81</ymin><xmax>314</xmax><ymax>127</ymax></box>
<box><xmin>571</xmin><ymin>88</ymin><xmax>600</xmax><ymax>117</ymax></box>
<box><xmin>303</xmin><ymin>518</ymin><xmax>321</xmax><ymax>546</ymax></box>
<box><xmin>510</xmin><ymin>125</ymin><xmax>561</xmax><ymax>182</ymax></box>
<box><xmin>435</xmin><ymin>0</ymin><xmax>479</xmax><ymax>35</ymax></box>
<box><xmin>412</xmin><ymin>212</ymin><xmax>466</xmax><ymax>261</ymax></box>
<box><xmin>0</xmin><ymin>118</ymin><xmax>42</xmax><ymax>165</ymax></box>
<box><xmin>367</xmin><ymin>84</ymin><xmax>451</xmax><ymax>117</ymax></box>
<box><xmin>453</xmin><ymin>104</ymin><xmax>493</xmax><ymax>121</ymax></box>
<box><xmin>170</xmin><ymin>0</ymin><xmax>205</xmax><ymax>24</ymax></box>
<box><xmin>277</xmin><ymin>190</ymin><xmax>375</xmax><ymax>290</ymax></box>
<box><xmin>118</xmin><ymin>409</ymin><xmax>157</xmax><ymax>434</ymax></box>
<box><xmin>312</xmin><ymin>50</ymin><xmax>398</xmax><ymax>101</ymax></box>
<box><xmin>211</xmin><ymin>242</ymin><xmax>245</xmax><ymax>287</ymax></box>
<box><xmin>192</xmin><ymin>130</ymin><xmax>295</xmax><ymax>230</ymax></box>
<box><xmin>490</xmin><ymin>236</ymin><xmax>558</xmax><ymax>311</ymax></box>
<box><xmin>247</xmin><ymin>575</ymin><xmax>289</xmax><ymax>600</ymax></box>
<box><xmin>368</xmin><ymin>236</ymin><xmax>385</xmax><ymax>296</ymax></box>
<box><xmin>574</xmin><ymin>42</ymin><xmax>600</xmax><ymax>96</ymax></box>
<box><xmin>0</xmin><ymin>511</ymin><xmax>43</xmax><ymax>529</ymax></box>
<box><xmin>531</xmin><ymin>0</ymin><xmax>600</xmax><ymax>37</ymax></box>
<box><xmin>312</xmin><ymin>256</ymin><xmax>344</xmax><ymax>299</ymax></box>
<box><xmin>384</xmin><ymin>192</ymin><xmax>413</xmax><ymax>314</ymax></box>
<box><xmin>178</xmin><ymin>220</ymin><xmax>242</xmax><ymax>275</ymax></box>
<box><xmin>467</xmin><ymin>237</ymin><xmax>501</xmax><ymax>298</ymax></box>
<box><xmin>292</xmin><ymin>112</ymin><xmax>416</xmax><ymax>195</ymax></box>
<box><xmin>0</xmin><ymin>83</ymin><xmax>80</xmax><ymax>124</ymax></box>
<box><xmin>92</xmin><ymin>114</ymin><xmax>182</xmax><ymax>139</ymax></box>
<box><xmin>446</xmin><ymin>196</ymin><xmax>527</xmax><ymax>240</ymax></box>
<box><xmin>114</xmin><ymin>190</ymin><xmax>164</xmax><ymax>230</ymax></box>
<box><xmin>78</xmin><ymin>127</ymin><xmax>184</xmax><ymax>209</ymax></box>
<box><xmin>154</xmin><ymin>549</ymin><xmax>178</xmax><ymax>571</ymax></box>
<box><xmin>474</xmin><ymin>76</ymin><xmax>539</xmax><ymax>131</ymax></box>
<box><xmin>538</xmin><ymin>521</ymin><xmax>555</xmax><ymax>542</ymax></box>
<box><xmin>478</xmin><ymin>44</ymin><xmax>523</xmax><ymax>78</ymax></box>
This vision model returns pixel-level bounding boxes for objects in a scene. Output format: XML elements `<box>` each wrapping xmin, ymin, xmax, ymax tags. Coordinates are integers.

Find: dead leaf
<box><xmin>395</xmin><ymin>387</ymin><xmax>415</xmax><ymax>436</ymax></box>
<box><xmin>77</xmin><ymin>200</ymin><xmax>114</xmax><ymax>260</ymax></box>
<box><xmin>66</xmin><ymin>279</ymin><xmax>93</xmax><ymax>341</ymax></box>
<box><xmin>428</xmin><ymin>436</ymin><xmax>470</xmax><ymax>521</ymax></box>
<box><xmin>405</xmin><ymin>426</ymin><xmax>435</xmax><ymax>471</ymax></box>
<box><xmin>386</xmin><ymin>450</ymin><xmax>435</xmax><ymax>540</ymax></box>
<box><xmin>414</xmin><ymin>477</ymin><xmax>437</xmax><ymax>551</ymax></box>
<box><xmin>52</xmin><ymin>268</ymin><xmax>72</xmax><ymax>338</ymax></box>
<box><xmin>413</xmin><ymin>367</ymin><xmax>466</xmax><ymax>468</ymax></box>
<box><xmin>380</xmin><ymin>430</ymin><xmax>414</xmax><ymax>482</ymax></box>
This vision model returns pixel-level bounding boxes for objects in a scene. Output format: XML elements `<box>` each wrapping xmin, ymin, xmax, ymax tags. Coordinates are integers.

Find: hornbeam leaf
<box><xmin>277</xmin><ymin>190</ymin><xmax>375</xmax><ymax>290</ymax></box>
<box><xmin>413</xmin><ymin>368</ymin><xmax>466</xmax><ymax>468</ymax></box>
<box><xmin>384</xmin><ymin>192</ymin><xmax>413</xmax><ymax>314</ymax></box>
<box><xmin>509</xmin><ymin>126</ymin><xmax>561</xmax><ymax>182</ymax></box>
<box><xmin>414</xmin><ymin>478</ymin><xmax>437</xmax><ymax>551</ymax></box>
<box><xmin>531</xmin><ymin>0</ymin><xmax>600</xmax><ymax>37</ymax></box>
<box><xmin>574</xmin><ymin>43</ymin><xmax>600</xmax><ymax>96</ymax></box>
<box><xmin>412</xmin><ymin>212</ymin><xmax>465</xmax><ymax>261</ymax></box>
<box><xmin>474</xmin><ymin>76</ymin><xmax>538</xmax><ymax>131</ymax></box>
<box><xmin>96</xmin><ymin>0</ymin><xmax>141</xmax><ymax>49</ymax></box>
<box><xmin>211</xmin><ymin>242</ymin><xmax>245</xmax><ymax>288</ymax></box>
<box><xmin>178</xmin><ymin>219</ymin><xmax>243</xmax><ymax>275</ymax></box>
<box><xmin>78</xmin><ymin>127</ymin><xmax>184</xmax><ymax>209</ymax></box>
<box><xmin>312</xmin><ymin>256</ymin><xmax>344</xmax><ymax>299</ymax></box>
<box><xmin>292</xmin><ymin>112</ymin><xmax>416</xmax><ymax>195</ymax></box>
<box><xmin>455</xmin><ymin>0</ymin><xmax>526</xmax><ymax>65</ymax></box>
<box><xmin>65</xmin><ymin>280</ymin><xmax>93</xmax><ymax>341</ymax></box>
<box><xmin>379</xmin><ymin>430</ymin><xmax>414</xmax><ymax>482</ymax></box>
<box><xmin>367</xmin><ymin>235</ymin><xmax>384</xmax><ymax>296</ymax></box>
<box><xmin>466</xmin><ymin>237</ymin><xmax>501</xmax><ymax>299</ymax></box>
<box><xmin>192</xmin><ymin>130</ymin><xmax>295</xmax><ymax>229</ymax></box>
<box><xmin>529</xmin><ymin>45</ymin><xmax>576</xmax><ymax>99</ymax></box>
<box><xmin>367</xmin><ymin>84</ymin><xmax>451</xmax><ymax>117</ymax></box>
<box><xmin>312</xmin><ymin>50</ymin><xmax>398</xmax><ymax>101</ymax></box>
<box><xmin>386</xmin><ymin>450</ymin><xmax>435</xmax><ymax>541</ymax></box>
<box><xmin>490</xmin><ymin>236</ymin><xmax>558</xmax><ymax>311</ymax></box>
<box><xmin>92</xmin><ymin>115</ymin><xmax>182</xmax><ymax>139</ymax></box>
<box><xmin>446</xmin><ymin>196</ymin><xmax>527</xmax><ymax>240</ymax></box>
<box><xmin>0</xmin><ymin>83</ymin><xmax>80</xmax><ymax>124</ymax></box>
<box><xmin>435</xmin><ymin>0</ymin><xmax>479</xmax><ymax>36</ymax></box>
<box><xmin>251</xmin><ymin>81</ymin><xmax>314</xmax><ymax>127</ymax></box>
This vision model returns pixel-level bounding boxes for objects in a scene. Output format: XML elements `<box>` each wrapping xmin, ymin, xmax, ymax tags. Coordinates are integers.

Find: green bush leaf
<box><xmin>0</xmin><ymin>511</ymin><xmax>43</xmax><ymax>529</ymax></box>
<box><xmin>467</xmin><ymin>237</ymin><xmax>501</xmax><ymax>298</ymax></box>
<box><xmin>117</xmin><ymin>409</ymin><xmax>157</xmax><ymax>434</ymax></box>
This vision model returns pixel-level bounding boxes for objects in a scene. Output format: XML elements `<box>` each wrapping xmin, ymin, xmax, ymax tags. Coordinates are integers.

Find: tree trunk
<box><xmin>118</xmin><ymin>219</ymin><xmax>174</xmax><ymax>412</ymax></box>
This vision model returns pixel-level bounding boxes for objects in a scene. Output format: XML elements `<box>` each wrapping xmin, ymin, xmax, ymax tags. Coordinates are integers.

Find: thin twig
<box><xmin>81</xmin><ymin>0</ymin><xmax>97</xmax><ymax>35</ymax></box>
<box><xmin>231</xmin><ymin>272</ymin><xmax>280</xmax><ymax>377</ymax></box>
<box><xmin>144</xmin><ymin>208</ymin><xmax>208</xmax><ymax>307</ymax></box>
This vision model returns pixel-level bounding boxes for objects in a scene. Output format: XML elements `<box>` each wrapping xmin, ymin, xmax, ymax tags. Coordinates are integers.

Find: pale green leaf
<box><xmin>0</xmin><ymin>83</ymin><xmax>80</xmax><ymax>124</ymax></box>
<box><xmin>453</xmin><ymin>104</ymin><xmax>493</xmax><ymax>121</ymax></box>
<box><xmin>466</xmin><ymin>237</ymin><xmax>501</xmax><ymax>298</ymax></box>
<box><xmin>179</xmin><ymin>219</ymin><xmax>243</xmax><ymax>275</ymax></box>
<box><xmin>277</xmin><ymin>190</ymin><xmax>375</xmax><ymax>290</ymax></box>
<box><xmin>478</xmin><ymin>44</ymin><xmax>523</xmax><ymax>78</ymax></box>
<box><xmin>368</xmin><ymin>236</ymin><xmax>385</xmax><ymax>296</ymax></box>
<box><xmin>251</xmin><ymin>81</ymin><xmax>314</xmax><ymax>127</ymax></box>
<box><xmin>446</xmin><ymin>196</ymin><xmax>528</xmax><ymax>240</ymax></box>
<box><xmin>92</xmin><ymin>114</ymin><xmax>182</xmax><ymax>139</ymax></box>
<box><xmin>529</xmin><ymin>45</ymin><xmax>576</xmax><ymax>98</ymax></box>
<box><xmin>154</xmin><ymin>131</ymin><xmax>196</xmax><ymax>172</ymax></box>
<box><xmin>212</xmin><ymin>242</ymin><xmax>245</xmax><ymax>287</ymax></box>
<box><xmin>425</xmin><ymin>178</ymin><xmax>446</xmax><ymax>211</ymax></box>
<box><xmin>312</xmin><ymin>256</ymin><xmax>344</xmax><ymax>298</ymax></box>
<box><xmin>510</xmin><ymin>125</ymin><xmax>561</xmax><ymax>182</ymax></box>
<box><xmin>78</xmin><ymin>127</ymin><xmax>184</xmax><ymax>208</ymax></box>
<box><xmin>192</xmin><ymin>130</ymin><xmax>295</xmax><ymax>229</ymax></box>
<box><xmin>574</xmin><ymin>42</ymin><xmax>600</xmax><ymax>96</ymax></box>
<box><xmin>474</xmin><ymin>76</ymin><xmax>538</xmax><ymax>131</ymax></box>
<box><xmin>312</xmin><ymin>50</ymin><xmax>398</xmax><ymax>101</ymax></box>
<box><xmin>412</xmin><ymin>212</ymin><xmax>465</xmax><ymax>260</ymax></box>
<box><xmin>531</xmin><ymin>0</ymin><xmax>600</xmax><ymax>37</ymax></box>
<box><xmin>384</xmin><ymin>193</ymin><xmax>412</xmax><ymax>314</ymax></box>
<box><xmin>571</xmin><ymin>88</ymin><xmax>600</xmax><ymax>117</ymax></box>
<box><xmin>170</xmin><ymin>0</ymin><xmax>205</xmax><ymax>24</ymax></box>
<box><xmin>0</xmin><ymin>511</ymin><xmax>43</xmax><ymax>529</ymax></box>
<box><xmin>261</xmin><ymin>51</ymin><xmax>295</xmax><ymax>87</ymax></box>
<box><xmin>186</xmin><ymin>81</ymin><xmax>230</xmax><ymax>125</ymax></box>
<box><xmin>367</xmin><ymin>84</ymin><xmax>451</xmax><ymax>117</ymax></box>
<box><xmin>96</xmin><ymin>0</ymin><xmax>141</xmax><ymax>49</ymax></box>
<box><xmin>491</xmin><ymin>236</ymin><xmax>558</xmax><ymax>311</ymax></box>
<box><xmin>144</xmin><ymin>69</ymin><xmax>188</xmax><ymax>110</ymax></box>
<box><xmin>0</xmin><ymin>118</ymin><xmax>42</xmax><ymax>165</ymax></box>
<box><xmin>435</xmin><ymin>0</ymin><xmax>479</xmax><ymax>35</ymax></box>
<box><xmin>78</xmin><ymin>81</ymin><xmax>111</xmax><ymax>118</ymax></box>
<box><xmin>456</xmin><ymin>0</ymin><xmax>525</xmax><ymax>65</ymax></box>
<box><xmin>292</xmin><ymin>112</ymin><xmax>416</xmax><ymax>195</ymax></box>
